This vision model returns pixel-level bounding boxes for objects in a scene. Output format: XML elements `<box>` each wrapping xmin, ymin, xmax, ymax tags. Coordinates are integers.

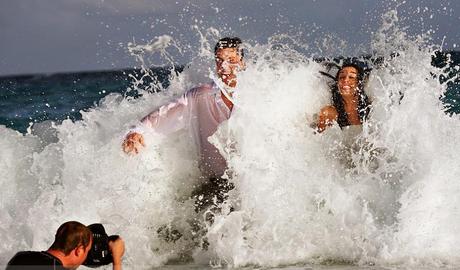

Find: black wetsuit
<box><xmin>6</xmin><ymin>251</ymin><xmax>65</xmax><ymax>270</ymax></box>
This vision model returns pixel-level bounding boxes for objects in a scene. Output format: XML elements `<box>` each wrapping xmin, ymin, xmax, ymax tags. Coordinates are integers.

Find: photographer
<box><xmin>6</xmin><ymin>221</ymin><xmax>125</xmax><ymax>270</ymax></box>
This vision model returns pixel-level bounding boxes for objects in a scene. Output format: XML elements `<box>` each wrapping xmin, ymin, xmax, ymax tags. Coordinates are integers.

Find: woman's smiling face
<box><xmin>337</xmin><ymin>66</ymin><xmax>359</xmax><ymax>97</ymax></box>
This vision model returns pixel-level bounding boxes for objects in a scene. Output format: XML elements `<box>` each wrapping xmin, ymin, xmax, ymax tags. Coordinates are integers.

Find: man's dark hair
<box><xmin>49</xmin><ymin>221</ymin><xmax>92</xmax><ymax>255</ymax></box>
<box><xmin>214</xmin><ymin>37</ymin><xmax>244</xmax><ymax>57</ymax></box>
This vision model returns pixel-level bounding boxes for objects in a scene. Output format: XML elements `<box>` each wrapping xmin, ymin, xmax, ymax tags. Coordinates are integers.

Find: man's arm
<box><xmin>122</xmin><ymin>132</ymin><xmax>146</xmax><ymax>154</ymax></box>
<box><xmin>141</xmin><ymin>94</ymin><xmax>189</xmax><ymax>133</ymax></box>
<box><xmin>122</xmin><ymin>93</ymin><xmax>190</xmax><ymax>154</ymax></box>
<box><xmin>109</xmin><ymin>237</ymin><xmax>125</xmax><ymax>270</ymax></box>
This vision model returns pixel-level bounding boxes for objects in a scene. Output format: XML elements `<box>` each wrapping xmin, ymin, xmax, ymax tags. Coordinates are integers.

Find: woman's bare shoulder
<box><xmin>319</xmin><ymin>105</ymin><xmax>338</xmax><ymax>117</ymax></box>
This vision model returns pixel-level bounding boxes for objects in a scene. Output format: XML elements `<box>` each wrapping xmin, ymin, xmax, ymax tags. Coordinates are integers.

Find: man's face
<box><xmin>215</xmin><ymin>47</ymin><xmax>244</xmax><ymax>88</ymax></box>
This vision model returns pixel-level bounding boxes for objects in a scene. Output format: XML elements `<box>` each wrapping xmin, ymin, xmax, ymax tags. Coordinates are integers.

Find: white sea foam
<box><xmin>205</xmin><ymin>10</ymin><xmax>460</xmax><ymax>268</ymax></box>
<box><xmin>1</xmin><ymin>9</ymin><xmax>460</xmax><ymax>270</ymax></box>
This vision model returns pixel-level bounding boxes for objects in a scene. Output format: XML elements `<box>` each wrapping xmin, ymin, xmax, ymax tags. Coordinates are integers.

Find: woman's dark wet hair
<box><xmin>214</xmin><ymin>37</ymin><xmax>244</xmax><ymax>58</ymax></box>
<box><xmin>331</xmin><ymin>63</ymin><xmax>371</xmax><ymax>128</ymax></box>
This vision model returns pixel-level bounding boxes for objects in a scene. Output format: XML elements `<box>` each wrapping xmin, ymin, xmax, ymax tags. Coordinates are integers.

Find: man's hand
<box><xmin>109</xmin><ymin>237</ymin><xmax>125</xmax><ymax>270</ymax></box>
<box><xmin>122</xmin><ymin>132</ymin><xmax>145</xmax><ymax>154</ymax></box>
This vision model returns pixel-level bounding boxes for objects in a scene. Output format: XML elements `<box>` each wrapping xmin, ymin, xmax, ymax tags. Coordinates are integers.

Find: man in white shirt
<box><xmin>122</xmin><ymin>37</ymin><xmax>245</xmax><ymax>211</ymax></box>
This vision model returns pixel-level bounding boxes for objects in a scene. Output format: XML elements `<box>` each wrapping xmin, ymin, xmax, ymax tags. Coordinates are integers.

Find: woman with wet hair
<box><xmin>317</xmin><ymin>63</ymin><xmax>371</xmax><ymax>133</ymax></box>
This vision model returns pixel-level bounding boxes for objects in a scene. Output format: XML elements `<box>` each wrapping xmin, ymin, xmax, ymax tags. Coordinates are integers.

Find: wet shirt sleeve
<box><xmin>140</xmin><ymin>93</ymin><xmax>191</xmax><ymax>134</ymax></box>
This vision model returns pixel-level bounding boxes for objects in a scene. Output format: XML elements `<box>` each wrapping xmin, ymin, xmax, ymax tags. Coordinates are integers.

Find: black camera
<box><xmin>83</xmin><ymin>223</ymin><xmax>119</xmax><ymax>268</ymax></box>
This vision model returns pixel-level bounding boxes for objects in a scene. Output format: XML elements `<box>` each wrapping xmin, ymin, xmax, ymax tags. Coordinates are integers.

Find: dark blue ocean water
<box><xmin>0</xmin><ymin>67</ymin><xmax>177</xmax><ymax>133</ymax></box>
<box><xmin>0</xmin><ymin>55</ymin><xmax>459</xmax><ymax>133</ymax></box>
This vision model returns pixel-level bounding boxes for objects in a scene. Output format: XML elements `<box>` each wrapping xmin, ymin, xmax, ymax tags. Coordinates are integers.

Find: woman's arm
<box><xmin>317</xmin><ymin>105</ymin><xmax>338</xmax><ymax>133</ymax></box>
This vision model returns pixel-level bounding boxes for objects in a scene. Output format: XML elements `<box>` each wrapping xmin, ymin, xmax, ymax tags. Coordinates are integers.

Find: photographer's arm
<box><xmin>109</xmin><ymin>237</ymin><xmax>125</xmax><ymax>270</ymax></box>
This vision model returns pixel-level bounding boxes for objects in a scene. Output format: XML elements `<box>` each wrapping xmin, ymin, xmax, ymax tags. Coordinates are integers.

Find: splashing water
<box><xmin>206</xmin><ymin>10</ymin><xmax>460</xmax><ymax>268</ymax></box>
<box><xmin>1</xmin><ymin>9</ymin><xmax>460</xmax><ymax>270</ymax></box>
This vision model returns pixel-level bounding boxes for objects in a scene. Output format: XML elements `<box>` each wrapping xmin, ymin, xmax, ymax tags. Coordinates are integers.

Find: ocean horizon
<box><xmin>1</xmin><ymin>51</ymin><xmax>459</xmax><ymax>133</ymax></box>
